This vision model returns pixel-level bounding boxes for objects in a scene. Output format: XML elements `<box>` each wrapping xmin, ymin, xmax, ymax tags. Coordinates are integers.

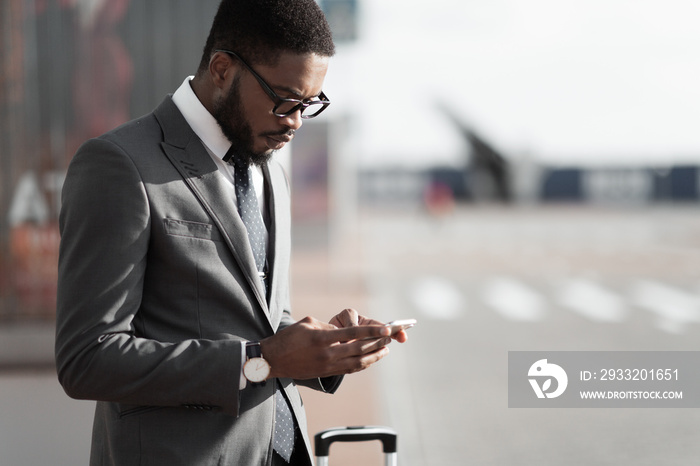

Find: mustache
<box><xmin>262</xmin><ymin>129</ymin><xmax>296</xmax><ymax>138</ymax></box>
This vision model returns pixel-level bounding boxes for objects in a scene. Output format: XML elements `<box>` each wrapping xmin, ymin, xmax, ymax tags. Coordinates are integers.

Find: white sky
<box><xmin>324</xmin><ymin>0</ymin><xmax>700</xmax><ymax>168</ymax></box>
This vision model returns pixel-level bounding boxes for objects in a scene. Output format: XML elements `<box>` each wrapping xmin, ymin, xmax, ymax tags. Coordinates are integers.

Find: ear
<box><xmin>209</xmin><ymin>51</ymin><xmax>236</xmax><ymax>90</ymax></box>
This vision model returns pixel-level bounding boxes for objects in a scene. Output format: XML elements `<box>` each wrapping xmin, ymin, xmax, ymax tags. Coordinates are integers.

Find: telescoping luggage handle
<box><xmin>314</xmin><ymin>425</ymin><xmax>398</xmax><ymax>466</ymax></box>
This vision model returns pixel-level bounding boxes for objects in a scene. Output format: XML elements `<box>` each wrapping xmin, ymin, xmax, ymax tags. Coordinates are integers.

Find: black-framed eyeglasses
<box><xmin>215</xmin><ymin>49</ymin><xmax>330</xmax><ymax>119</ymax></box>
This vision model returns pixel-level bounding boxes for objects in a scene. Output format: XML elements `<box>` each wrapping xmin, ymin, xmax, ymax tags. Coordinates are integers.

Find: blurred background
<box><xmin>2</xmin><ymin>0</ymin><xmax>700</xmax><ymax>464</ymax></box>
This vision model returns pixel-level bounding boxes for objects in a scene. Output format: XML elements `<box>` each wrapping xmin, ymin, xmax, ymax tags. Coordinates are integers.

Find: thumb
<box><xmin>332</xmin><ymin>308</ymin><xmax>360</xmax><ymax>328</ymax></box>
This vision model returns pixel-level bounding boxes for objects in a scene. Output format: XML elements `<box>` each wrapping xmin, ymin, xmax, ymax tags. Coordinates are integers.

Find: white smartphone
<box><xmin>361</xmin><ymin>319</ymin><xmax>416</xmax><ymax>341</ymax></box>
<box><xmin>384</xmin><ymin>319</ymin><xmax>417</xmax><ymax>335</ymax></box>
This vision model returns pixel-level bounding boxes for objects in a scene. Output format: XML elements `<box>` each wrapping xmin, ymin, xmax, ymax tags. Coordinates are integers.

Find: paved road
<box><xmin>0</xmin><ymin>370</ymin><xmax>94</xmax><ymax>465</ymax></box>
<box><xmin>361</xmin><ymin>205</ymin><xmax>700</xmax><ymax>466</ymax></box>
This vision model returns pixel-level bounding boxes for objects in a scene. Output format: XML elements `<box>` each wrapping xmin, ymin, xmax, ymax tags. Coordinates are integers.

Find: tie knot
<box><xmin>232</xmin><ymin>158</ymin><xmax>247</xmax><ymax>170</ymax></box>
<box><xmin>223</xmin><ymin>146</ymin><xmax>248</xmax><ymax>170</ymax></box>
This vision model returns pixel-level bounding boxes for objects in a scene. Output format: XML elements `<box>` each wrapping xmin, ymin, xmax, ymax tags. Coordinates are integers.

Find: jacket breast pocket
<box><xmin>163</xmin><ymin>218</ymin><xmax>223</xmax><ymax>242</ymax></box>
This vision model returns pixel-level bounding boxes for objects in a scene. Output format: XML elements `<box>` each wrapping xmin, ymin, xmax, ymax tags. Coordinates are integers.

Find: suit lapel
<box><xmin>263</xmin><ymin>161</ymin><xmax>292</xmax><ymax>328</ymax></box>
<box><xmin>262</xmin><ymin>164</ymin><xmax>279</xmax><ymax>324</ymax></box>
<box><xmin>154</xmin><ymin>97</ymin><xmax>271</xmax><ymax>321</ymax></box>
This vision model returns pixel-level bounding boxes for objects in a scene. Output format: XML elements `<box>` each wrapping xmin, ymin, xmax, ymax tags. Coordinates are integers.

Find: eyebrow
<box><xmin>271</xmin><ymin>83</ymin><xmax>322</xmax><ymax>101</ymax></box>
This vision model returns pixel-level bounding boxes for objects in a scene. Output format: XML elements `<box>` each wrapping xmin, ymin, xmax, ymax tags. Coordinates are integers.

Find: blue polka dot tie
<box><xmin>231</xmin><ymin>157</ymin><xmax>266</xmax><ymax>275</ymax></box>
<box><xmin>273</xmin><ymin>386</ymin><xmax>296</xmax><ymax>462</ymax></box>
<box><xmin>229</xmin><ymin>154</ymin><xmax>296</xmax><ymax>462</ymax></box>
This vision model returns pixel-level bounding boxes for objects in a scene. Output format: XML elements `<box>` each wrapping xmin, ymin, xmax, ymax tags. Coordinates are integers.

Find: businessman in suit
<box><xmin>55</xmin><ymin>1</ymin><xmax>406</xmax><ymax>465</ymax></box>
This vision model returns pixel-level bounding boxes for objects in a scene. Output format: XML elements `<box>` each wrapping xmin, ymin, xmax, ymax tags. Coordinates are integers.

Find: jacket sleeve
<box><xmin>55</xmin><ymin>138</ymin><xmax>243</xmax><ymax>416</ymax></box>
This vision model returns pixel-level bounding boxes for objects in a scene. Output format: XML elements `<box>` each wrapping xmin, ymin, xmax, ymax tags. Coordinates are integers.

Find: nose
<box><xmin>279</xmin><ymin>109</ymin><xmax>303</xmax><ymax>131</ymax></box>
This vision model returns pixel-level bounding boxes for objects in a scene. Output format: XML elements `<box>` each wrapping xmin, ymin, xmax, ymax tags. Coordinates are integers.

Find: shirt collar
<box><xmin>172</xmin><ymin>76</ymin><xmax>230</xmax><ymax>160</ymax></box>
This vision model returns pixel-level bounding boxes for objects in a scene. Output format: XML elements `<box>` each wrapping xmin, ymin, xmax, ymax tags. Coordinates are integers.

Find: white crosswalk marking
<box><xmin>483</xmin><ymin>276</ymin><xmax>546</xmax><ymax>321</ymax></box>
<box><xmin>409</xmin><ymin>276</ymin><xmax>465</xmax><ymax>320</ymax></box>
<box><xmin>629</xmin><ymin>280</ymin><xmax>700</xmax><ymax>333</ymax></box>
<box><xmin>557</xmin><ymin>278</ymin><xmax>627</xmax><ymax>322</ymax></box>
<box><xmin>403</xmin><ymin>274</ymin><xmax>700</xmax><ymax>333</ymax></box>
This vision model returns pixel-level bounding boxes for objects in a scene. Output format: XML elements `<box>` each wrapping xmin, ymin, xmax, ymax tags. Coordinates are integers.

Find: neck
<box><xmin>190</xmin><ymin>74</ymin><xmax>215</xmax><ymax>115</ymax></box>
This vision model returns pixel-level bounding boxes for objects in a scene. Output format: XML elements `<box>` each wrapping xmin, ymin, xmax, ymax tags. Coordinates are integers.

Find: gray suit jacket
<box><xmin>56</xmin><ymin>97</ymin><xmax>338</xmax><ymax>465</ymax></box>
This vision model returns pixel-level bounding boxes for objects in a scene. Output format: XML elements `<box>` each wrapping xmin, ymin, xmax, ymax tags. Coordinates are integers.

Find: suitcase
<box><xmin>314</xmin><ymin>425</ymin><xmax>398</xmax><ymax>466</ymax></box>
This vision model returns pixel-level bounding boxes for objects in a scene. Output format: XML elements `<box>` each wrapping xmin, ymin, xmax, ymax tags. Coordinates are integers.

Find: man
<box><xmin>55</xmin><ymin>1</ymin><xmax>407</xmax><ymax>465</ymax></box>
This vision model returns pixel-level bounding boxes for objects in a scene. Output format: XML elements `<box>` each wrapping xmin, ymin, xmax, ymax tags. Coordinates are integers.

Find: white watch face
<box><xmin>244</xmin><ymin>357</ymin><xmax>271</xmax><ymax>383</ymax></box>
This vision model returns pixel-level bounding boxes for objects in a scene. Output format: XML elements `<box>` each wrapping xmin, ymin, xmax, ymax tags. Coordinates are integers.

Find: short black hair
<box><xmin>198</xmin><ymin>0</ymin><xmax>335</xmax><ymax>72</ymax></box>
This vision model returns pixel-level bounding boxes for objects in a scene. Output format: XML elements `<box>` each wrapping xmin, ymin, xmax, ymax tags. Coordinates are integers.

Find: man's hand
<box><xmin>259</xmin><ymin>314</ymin><xmax>394</xmax><ymax>380</ymax></box>
<box><xmin>330</xmin><ymin>308</ymin><xmax>409</xmax><ymax>343</ymax></box>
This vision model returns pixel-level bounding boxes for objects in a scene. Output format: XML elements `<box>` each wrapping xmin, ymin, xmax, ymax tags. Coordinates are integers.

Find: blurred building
<box><xmin>0</xmin><ymin>0</ymin><xmax>220</xmax><ymax>321</ymax></box>
<box><xmin>358</xmin><ymin>161</ymin><xmax>700</xmax><ymax>207</ymax></box>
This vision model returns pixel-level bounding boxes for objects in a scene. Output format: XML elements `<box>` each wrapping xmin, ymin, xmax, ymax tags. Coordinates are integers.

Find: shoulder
<box><xmin>101</xmin><ymin>110</ymin><xmax>163</xmax><ymax>152</ymax></box>
<box><xmin>86</xmin><ymin>96</ymin><xmax>186</xmax><ymax>156</ymax></box>
<box><xmin>73</xmin><ymin>96</ymin><xmax>186</xmax><ymax>166</ymax></box>
<box><xmin>70</xmin><ymin>111</ymin><xmax>159</xmax><ymax>162</ymax></box>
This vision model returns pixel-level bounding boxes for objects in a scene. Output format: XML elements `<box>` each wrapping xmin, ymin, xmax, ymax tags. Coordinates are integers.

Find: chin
<box><xmin>250</xmin><ymin>150</ymin><xmax>274</xmax><ymax>167</ymax></box>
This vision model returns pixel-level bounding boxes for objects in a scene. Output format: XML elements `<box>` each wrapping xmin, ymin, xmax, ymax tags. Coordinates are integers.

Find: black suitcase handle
<box><xmin>314</xmin><ymin>425</ymin><xmax>398</xmax><ymax>457</ymax></box>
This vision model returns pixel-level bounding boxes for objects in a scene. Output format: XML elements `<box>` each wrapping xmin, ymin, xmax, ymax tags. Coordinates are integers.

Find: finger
<box><xmin>325</xmin><ymin>343</ymin><xmax>390</xmax><ymax>376</ymax></box>
<box><xmin>324</xmin><ymin>324</ymin><xmax>391</xmax><ymax>344</ymax></box>
<box><xmin>337</xmin><ymin>308</ymin><xmax>360</xmax><ymax>327</ymax></box>
<box><xmin>392</xmin><ymin>330</ymin><xmax>409</xmax><ymax>343</ymax></box>
<box><xmin>351</xmin><ymin>346</ymin><xmax>391</xmax><ymax>373</ymax></box>
<box><xmin>358</xmin><ymin>336</ymin><xmax>393</xmax><ymax>354</ymax></box>
<box><xmin>356</xmin><ymin>315</ymin><xmax>384</xmax><ymax>326</ymax></box>
<box><xmin>329</xmin><ymin>337</ymin><xmax>392</xmax><ymax>363</ymax></box>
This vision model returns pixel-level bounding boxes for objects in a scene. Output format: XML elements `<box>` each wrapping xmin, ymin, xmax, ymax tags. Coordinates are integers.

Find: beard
<box><xmin>212</xmin><ymin>75</ymin><xmax>274</xmax><ymax>167</ymax></box>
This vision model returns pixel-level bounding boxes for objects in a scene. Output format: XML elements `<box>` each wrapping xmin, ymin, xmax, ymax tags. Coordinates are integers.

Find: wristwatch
<box><xmin>243</xmin><ymin>341</ymin><xmax>271</xmax><ymax>385</ymax></box>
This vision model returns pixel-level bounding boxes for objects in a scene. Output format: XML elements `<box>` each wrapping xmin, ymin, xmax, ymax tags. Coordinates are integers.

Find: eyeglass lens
<box><xmin>274</xmin><ymin>101</ymin><xmax>326</xmax><ymax>118</ymax></box>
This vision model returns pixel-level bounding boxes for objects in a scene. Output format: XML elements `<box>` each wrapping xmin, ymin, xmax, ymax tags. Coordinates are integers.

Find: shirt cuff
<box><xmin>239</xmin><ymin>340</ymin><xmax>247</xmax><ymax>390</ymax></box>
